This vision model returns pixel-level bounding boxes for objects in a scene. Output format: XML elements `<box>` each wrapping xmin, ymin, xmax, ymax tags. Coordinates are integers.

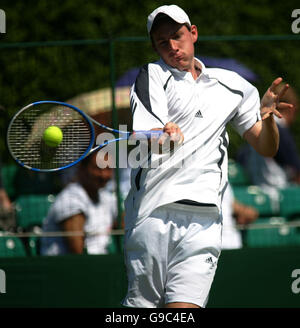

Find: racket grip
<box><xmin>133</xmin><ymin>130</ymin><xmax>164</xmax><ymax>139</ymax></box>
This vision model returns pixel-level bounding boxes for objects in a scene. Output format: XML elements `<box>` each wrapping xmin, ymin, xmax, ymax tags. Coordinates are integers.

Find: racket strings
<box><xmin>8</xmin><ymin>103</ymin><xmax>93</xmax><ymax>170</ymax></box>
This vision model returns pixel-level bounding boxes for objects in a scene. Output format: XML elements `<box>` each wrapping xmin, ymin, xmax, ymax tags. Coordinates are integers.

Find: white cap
<box><xmin>147</xmin><ymin>5</ymin><xmax>191</xmax><ymax>34</ymax></box>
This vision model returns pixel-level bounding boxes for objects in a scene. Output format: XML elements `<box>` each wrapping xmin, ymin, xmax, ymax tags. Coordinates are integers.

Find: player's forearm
<box><xmin>244</xmin><ymin>115</ymin><xmax>279</xmax><ymax>158</ymax></box>
<box><xmin>257</xmin><ymin>114</ymin><xmax>279</xmax><ymax>157</ymax></box>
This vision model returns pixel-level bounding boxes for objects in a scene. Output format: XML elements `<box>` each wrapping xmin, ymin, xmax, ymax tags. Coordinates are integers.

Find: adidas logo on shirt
<box><xmin>195</xmin><ymin>110</ymin><xmax>203</xmax><ymax>118</ymax></box>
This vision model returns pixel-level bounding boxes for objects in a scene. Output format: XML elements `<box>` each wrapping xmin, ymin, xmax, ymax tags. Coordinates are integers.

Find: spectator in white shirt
<box><xmin>41</xmin><ymin>152</ymin><xmax>117</xmax><ymax>255</ymax></box>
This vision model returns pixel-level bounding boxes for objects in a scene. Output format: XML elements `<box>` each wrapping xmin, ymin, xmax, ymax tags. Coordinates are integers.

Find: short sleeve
<box><xmin>52</xmin><ymin>186</ymin><xmax>88</xmax><ymax>223</ymax></box>
<box><xmin>131</xmin><ymin>64</ymin><xmax>169</xmax><ymax>131</ymax></box>
<box><xmin>231</xmin><ymin>78</ymin><xmax>261</xmax><ymax>136</ymax></box>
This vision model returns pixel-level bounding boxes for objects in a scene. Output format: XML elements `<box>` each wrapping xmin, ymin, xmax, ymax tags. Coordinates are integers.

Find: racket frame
<box><xmin>7</xmin><ymin>100</ymin><xmax>163</xmax><ymax>172</ymax></box>
<box><xmin>7</xmin><ymin>101</ymin><xmax>96</xmax><ymax>172</ymax></box>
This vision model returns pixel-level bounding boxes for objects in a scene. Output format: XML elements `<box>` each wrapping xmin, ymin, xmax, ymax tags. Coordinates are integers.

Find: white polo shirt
<box><xmin>124</xmin><ymin>58</ymin><xmax>261</xmax><ymax>229</ymax></box>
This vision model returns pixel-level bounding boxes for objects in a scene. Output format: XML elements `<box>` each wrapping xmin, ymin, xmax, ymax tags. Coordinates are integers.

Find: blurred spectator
<box><xmin>0</xmin><ymin>105</ymin><xmax>15</xmax><ymax>231</ymax></box>
<box><xmin>0</xmin><ymin>164</ymin><xmax>12</xmax><ymax>213</ymax></box>
<box><xmin>237</xmin><ymin>85</ymin><xmax>299</xmax><ymax>204</ymax></box>
<box><xmin>221</xmin><ymin>183</ymin><xmax>258</xmax><ymax>249</ymax></box>
<box><xmin>0</xmin><ymin>186</ymin><xmax>12</xmax><ymax>213</ymax></box>
<box><xmin>40</xmin><ymin>152</ymin><xmax>118</xmax><ymax>255</ymax></box>
<box><xmin>0</xmin><ymin>162</ymin><xmax>15</xmax><ymax>231</ymax></box>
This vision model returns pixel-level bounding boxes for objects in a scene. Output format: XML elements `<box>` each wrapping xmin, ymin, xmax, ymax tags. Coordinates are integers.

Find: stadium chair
<box><xmin>107</xmin><ymin>235</ymin><xmax>118</xmax><ymax>254</ymax></box>
<box><xmin>28</xmin><ymin>235</ymin><xmax>40</xmax><ymax>256</ymax></box>
<box><xmin>279</xmin><ymin>186</ymin><xmax>300</xmax><ymax>219</ymax></box>
<box><xmin>107</xmin><ymin>234</ymin><xmax>124</xmax><ymax>254</ymax></box>
<box><xmin>228</xmin><ymin>159</ymin><xmax>250</xmax><ymax>186</ymax></box>
<box><xmin>245</xmin><ymin>217</ymin><xmax>300</xmax><ymax>247</ymax></box>
<box><xmin>233</xmin><ymin>185</ymin><xmax>277</xmax><ymax>217</ymax></box>
<box><xmin>15</xmin><ymin>194</ymin><xmax>55</xmax><ymax>230</ymax></box>
<box><xmin>0</xmin><ymin>235</ymin><xmax>27</xmax><ymax>257</ymax></box>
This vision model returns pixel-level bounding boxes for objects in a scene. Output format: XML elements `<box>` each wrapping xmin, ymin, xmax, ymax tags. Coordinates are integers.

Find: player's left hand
<box><xmin>260</xmin><ymin>77</ymin><xmax>294</xmax><ymax>121</ymax></box>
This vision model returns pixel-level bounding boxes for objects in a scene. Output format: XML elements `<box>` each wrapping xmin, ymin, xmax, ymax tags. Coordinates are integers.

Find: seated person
<box><xmin>0</xmin><ymin>174</ymin><xmax>15</xmax><ymax>231</ymax></box>
<box><xmin>221</xmin><ymin>183</ymin><xmax>258</xmax><ymax>249</ymax></box>
<box><xmin>40</xmin><ymin>152</ymin><xmax>117</xmax><ymax>255</ymax></box>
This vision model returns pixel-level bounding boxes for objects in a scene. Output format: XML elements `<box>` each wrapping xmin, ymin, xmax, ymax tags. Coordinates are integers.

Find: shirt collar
<box><xmin>194</xmin><ymin>58</ymin><xmax>210</xmax><ymax>80</ymax></box>
<box><xmin>159</xmin><ymin>57</ymin><xmax>209</xmax><ymax>80</ymax></box>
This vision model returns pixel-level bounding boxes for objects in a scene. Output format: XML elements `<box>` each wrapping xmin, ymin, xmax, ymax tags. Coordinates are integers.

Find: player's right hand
<box><xmin>161</xmin><ymin>122</ymin><xmax>184</xmax><ymax>145</ymax></box>
<box><xmin>150</xmin><ymin>122</ymin><xmax>184</xmax><ymax>154</ymax></box>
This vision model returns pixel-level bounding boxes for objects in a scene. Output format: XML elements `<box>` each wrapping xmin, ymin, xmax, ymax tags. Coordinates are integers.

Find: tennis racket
<box><xmin>7</xmin><ymin>100</ymin><xmax>163</xmax><ymax>172</ymax></box>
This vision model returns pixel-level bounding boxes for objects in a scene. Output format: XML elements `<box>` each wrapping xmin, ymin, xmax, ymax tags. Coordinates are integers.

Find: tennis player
<box><xmin>122</xmin><ymin>4</ymin><xmax>292</xmax><ymax>308</ymax></box>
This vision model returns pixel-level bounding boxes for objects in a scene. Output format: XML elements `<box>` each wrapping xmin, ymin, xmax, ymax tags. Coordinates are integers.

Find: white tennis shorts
<box><xmin>122</xmin><ymin>202</ymin><xmax>222</xmax><ymax>308</ymax></box>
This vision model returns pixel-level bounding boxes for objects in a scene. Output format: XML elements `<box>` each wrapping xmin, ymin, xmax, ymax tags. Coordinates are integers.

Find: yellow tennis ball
<box><xmin>43</xmin><ymin>126</ymin><xmax>63</xmax><ymax>147</ymax></box>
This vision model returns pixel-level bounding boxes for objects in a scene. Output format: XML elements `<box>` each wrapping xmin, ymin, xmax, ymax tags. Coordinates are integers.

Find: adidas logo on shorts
<box><xmin>205</xmin><ymin>257</ymin><xmax>213</xmax><ymax>264</ymax></box>
<box><xmin>205</xmin><ymin>256</ymin><xmax>217</xmax><ymax>269</ymax></box>
<box><xmin>195</xmin><ymin>110</ymin><xmax>203</xmax><ymax>118</ymax></box>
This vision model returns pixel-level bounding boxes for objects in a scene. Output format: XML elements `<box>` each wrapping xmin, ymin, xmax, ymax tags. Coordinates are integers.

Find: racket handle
<box><xmin>133</xmin><ymin>130</ymin><xmax>164</xmax><ymax>139</ymax></box>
